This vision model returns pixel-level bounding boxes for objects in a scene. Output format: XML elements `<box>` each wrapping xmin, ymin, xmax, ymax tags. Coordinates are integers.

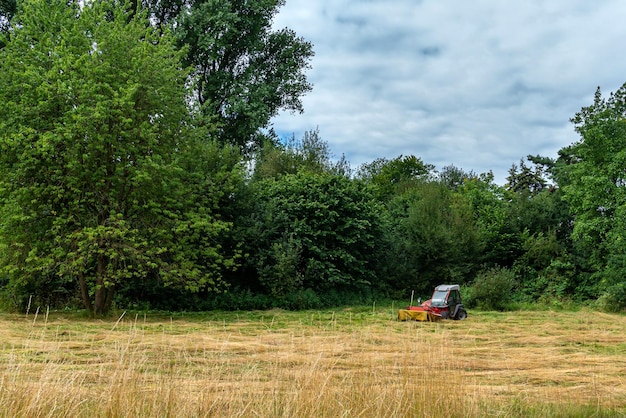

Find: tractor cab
<box><xmin>399</xmin><ymin>284</ymin><xmax>467</xmax><ymax>321</ymax></box>
<box><xmin>422</xmin><ymin>284</ymin><xmax>466</xmax><ymax>320</ymax></box>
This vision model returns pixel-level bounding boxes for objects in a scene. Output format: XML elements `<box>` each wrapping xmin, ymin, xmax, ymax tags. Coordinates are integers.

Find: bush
<box><xmin>596</xmin><ymin>282</ymin><xmax>626</xmax><ymax>313</ymax></box>
<box><xmin>0</xmin><ymin>274</ymin><xmax>81</xmax><ymax>313</ymax></box>
<box><xmin>465</xmin><ymin>266</ymin><xmax>516</xmax><ymax>311</ymax></box>
<box><xmin>276</xmin><ymin>288</ymin><xmax>322</xmax><ymax>310</ymax></box>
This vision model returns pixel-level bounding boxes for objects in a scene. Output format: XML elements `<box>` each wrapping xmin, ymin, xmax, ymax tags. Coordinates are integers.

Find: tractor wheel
<box><xmin>455</xmin><ymin>309</ymin><xmax>467</xmax><ymax>320</ymax></box>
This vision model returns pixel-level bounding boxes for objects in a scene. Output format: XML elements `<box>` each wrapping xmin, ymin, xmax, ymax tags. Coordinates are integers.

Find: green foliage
<box><xmin>512</xmin><ymin>230</ymin><xmax>581</xmax><ymax>305</ymax></box>
<box><xmin>0</xmin><ymin>273</ymin><xmax>80</xmax><ymax>312</ymax></box>
<box><xmin>0</xmin><ymin>0</ymin><xmax>16</xmax><ymax>48</ymax></box>
<box><xmin>2</xmin><ymin>0</ymin><xmax>624</xmax><ymax>314</ymax></box>
<box><xmin>437</xmin><ymin>165</ymin><xmax>478</xmax><ymax>190</ymax></box>
<box><xmin>246</xmin><ymin>172</ymin><xmax>385</xmax><ymax>295</ymax></box>
<box><xmin>384</xmin><ymin>182</ymin><xmax>482</xmax><ymax>292</ymax></box>
<box><xmin>174</xmin><ymin>0</ymin><xmax>314</xmax><ymax>151</ymax></box>
<box><xmin>453</xmin><ymin>172</ymin><xmax>518</xmax><ymax>268</ymax></box>
<box><xmin>356</xmin><ymin>155</ymin><xmax>434</xmax><ymax>199</ymax></box>
<box><xmin>257</xmin><ymin>236</ymin><xmax>303</xmax><ymax>297</ymax></box>
<box><xmin>465</xmin><ymin>266</ymin><xmax>517</xmax><ymax>311</ymax></box>
<box><xmin>596</xmin><ymin>282</ymin><xmax>626</xmax><ymax>313</ymax></box>
<box><xmin>113</xmin><ymin>285</ymin><xmax>382</xmax><ymax>311</ymax></box>
<box><xmin>253</xmin><ymin>128</ymin><xmax>349</xmax><ymax>179</ymax></box>
<box><xmin>560</xmin><ymin>85</ymin><xmax>626</xmax><ymax>289</ymax></box>
<box><xmin>0</xmin><ymin>0</ymin><xmax>239</xmax><ymax>316</ymax></box>
<box><xmin>506</xmin><ymin>157</ymin><xmax>550</xmax><ymax>195</ymax></box>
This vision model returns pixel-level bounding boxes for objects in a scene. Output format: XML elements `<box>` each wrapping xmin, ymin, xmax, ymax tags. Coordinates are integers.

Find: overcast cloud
<box><xmin>270</xmin><ymin>0</ymin><xmax>626</xmax><ymax>184</ymax></box>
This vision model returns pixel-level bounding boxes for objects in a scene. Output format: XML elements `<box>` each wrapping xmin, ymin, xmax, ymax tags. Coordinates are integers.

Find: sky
<box><xmin>270</xmin><ymin>0</ymin><xmax>626</xmax><ymax>185</ymax></box>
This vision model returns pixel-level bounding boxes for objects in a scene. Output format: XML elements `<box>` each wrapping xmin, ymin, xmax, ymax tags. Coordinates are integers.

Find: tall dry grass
<box><xmin>0</xmin><ymin>308</ymin><xmax>624</xmax><ymax>417</ymax></box>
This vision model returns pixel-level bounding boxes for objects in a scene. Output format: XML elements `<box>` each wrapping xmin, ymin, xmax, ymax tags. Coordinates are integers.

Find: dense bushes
<box><xmin>464</xmin><ymin>267</ymin><xmax>517</xmax><ymax>311</ymax></box>
<box><xmin>244</xmin><ymin>172</ymin><xmax>385</xmax><ymax>296</ymax></box>
<box><xmin>113</xmin><ymin>284</ymin><xmax>381</xmax><ymax>312</ymax></box>
<box><xmin>596</xmin><ymin>282</ymin><xmax>626</xmax><ymax>313</ymax></box>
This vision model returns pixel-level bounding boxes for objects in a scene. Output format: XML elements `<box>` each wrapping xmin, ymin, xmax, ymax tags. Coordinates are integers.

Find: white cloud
<box><xmin>271</xmin><ymin>0</ymin><xmax>626</xmax><ymax>184</ymax></box>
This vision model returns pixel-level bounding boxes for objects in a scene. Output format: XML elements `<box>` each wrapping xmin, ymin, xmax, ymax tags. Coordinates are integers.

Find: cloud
<box><xmin>271</xmin><ymin>0</ymin><xmax>626</xmax><ymax>184</ymax></box>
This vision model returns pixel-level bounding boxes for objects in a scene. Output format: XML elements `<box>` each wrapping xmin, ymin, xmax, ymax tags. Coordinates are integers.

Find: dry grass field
<box><xmin>0</xmin><ymin>307</ymin><xmax>624</xmax><ymax>417</ymax></box>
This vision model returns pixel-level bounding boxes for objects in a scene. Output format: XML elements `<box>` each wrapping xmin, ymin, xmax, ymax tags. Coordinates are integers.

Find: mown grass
<box><xmin>0</xmin><ymin>307</ymin><xmax>624</xmax><ymax>417</ymax></box>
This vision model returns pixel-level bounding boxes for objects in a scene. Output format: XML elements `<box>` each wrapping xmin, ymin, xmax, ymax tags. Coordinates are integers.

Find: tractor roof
<box><xmin>434</xmin><ymin>284</ymin><xmax>460</xmax><ymax>292</ymax></box>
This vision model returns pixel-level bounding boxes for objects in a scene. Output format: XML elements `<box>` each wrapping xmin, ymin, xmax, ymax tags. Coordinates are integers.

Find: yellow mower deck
<box><xmin>397</xmin><ymin>309</ymin><xmax>441</xmax><ymax>322</ymax></box>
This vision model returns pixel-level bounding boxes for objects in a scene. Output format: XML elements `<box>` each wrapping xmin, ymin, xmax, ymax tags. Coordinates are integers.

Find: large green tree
<box><xmin>386</xmin><ymin>182</ymin><xmax>482</xmax><ymax>292</ymax></box>
<box><xmin>172</xmin><ymin>0</ymin><xmax>314</xmax><ymax>152</ymax></box>
<box><xmin>560</xmin><ymin>85</ymin><xmax>626</xmax><ymax>296</ymax></box>
<box><xmin>245</xmin><ymin>172</ymin><xmax>384</xmax><ymax>296</ymax></box>
<box><xmin>0</xmin><ymin>0</ymin><xmax>236</xmax><ymax>315</ymax></box>
<box><xmin>449</xmin><ymin>172</ymin><xmax>518</xmax><ymax>269</ymax></box>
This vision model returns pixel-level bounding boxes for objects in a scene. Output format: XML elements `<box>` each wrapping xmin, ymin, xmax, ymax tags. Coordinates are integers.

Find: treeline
<box><xmin>1</xmin><ymin>0</ymin><xmax>625</xmax><ymax>315</ymax></box>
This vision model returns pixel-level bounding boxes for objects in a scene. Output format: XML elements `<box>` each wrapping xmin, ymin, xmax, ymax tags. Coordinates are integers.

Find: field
<box><xmin>0</xmin><ymin>306</ymin><xmax>625</xmax><ymax>417</ymax></box>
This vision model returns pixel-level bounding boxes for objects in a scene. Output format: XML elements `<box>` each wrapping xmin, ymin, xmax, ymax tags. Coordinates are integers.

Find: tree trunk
<box><xmin>103</xmin><ymin>285</ymin><xmax>115</xmax><ymax>315</ymax></box>
<box><xmin>94</xmin><ymin>253</ymin><xmax>107</xmax><ymax>317</ymax></box>
<box><xmin>77</xmin><ymin>271</ymin><xmax>93</xmax><ymax>313</ymax></box>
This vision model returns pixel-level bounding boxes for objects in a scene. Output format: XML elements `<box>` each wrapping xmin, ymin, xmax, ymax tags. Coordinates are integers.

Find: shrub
<box><xmin>277</xmin><ymin>288</ymin><xmax>322</xmax><ymax>310</ymax></box>
<box><xmin>596</xmin><ymin>282</ymin><xmax>626</xmax><ymax>313</ymax></box>
<box><xmin>465</xmin><ymin>266</ymin><xmax>516</xmax><ymax>311</ymax></box>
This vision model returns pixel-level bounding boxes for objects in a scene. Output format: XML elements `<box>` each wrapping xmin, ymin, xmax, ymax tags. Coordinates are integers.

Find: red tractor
<box><xmin>398</xmin><ymin>284</ymin><xmax>467</xmax><ymax>321</ymax></box>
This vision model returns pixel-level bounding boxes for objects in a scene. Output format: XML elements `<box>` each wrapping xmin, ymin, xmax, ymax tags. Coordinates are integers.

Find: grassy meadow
<box><xmin>0</xmin><ymin>306</ymin><xmax>624</xmax><ymax>417</ymax></box>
